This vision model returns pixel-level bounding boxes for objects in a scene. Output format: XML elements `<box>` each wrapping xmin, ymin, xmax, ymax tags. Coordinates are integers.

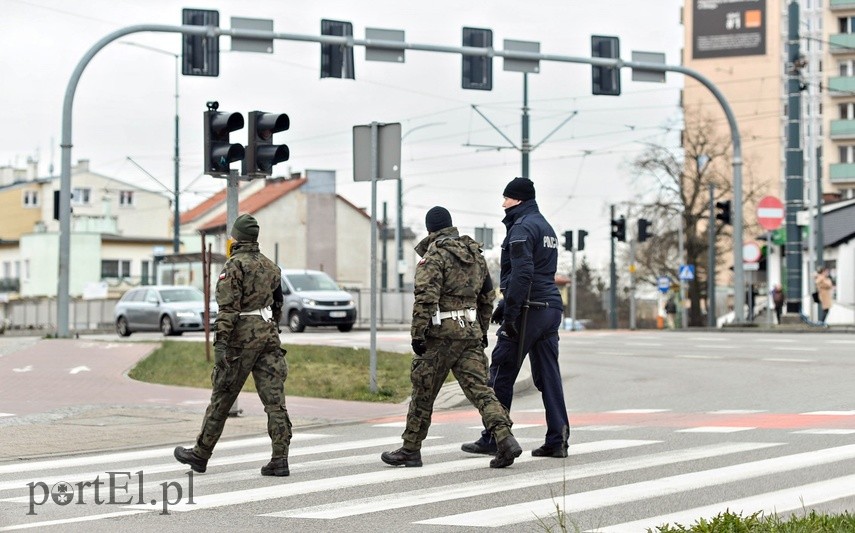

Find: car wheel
<box><xmin>160</xmin><ymin>315</ymin><xmax>175</xmax><ymax>336</ymax></box>
<box><xmin>288</xmin><ymin>311</ymin><xmax>305</xmax><ymax>333</ymax></box>
<box><xmin>116</xmin><ymin>317</ymin><xmax>132</xmax><ymax>337</ymax></box>
<box><xmin>337</xmin><ymin>323</ymin><xmax>353</xmax><ymax>332</ymax></box>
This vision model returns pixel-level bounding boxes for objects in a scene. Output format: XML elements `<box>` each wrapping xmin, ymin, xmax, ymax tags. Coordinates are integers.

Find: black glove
<box><xmin>411</xmin><ymin>339</ymin><xmax>427</xmax><ymax>356</ymax></box>
<box><xmin>491</xmin><ymin>302</ymin><xmax>505</xmax><ymax>324</ymax></box>
<box><xmin>481</xmin><ymin>335</ymin><xmax>489</xmax><ymax>349</ymax></box>
<box><xmin>501</xmin><ymin>321</ymin><xmax>518</xmax><ymax>340</ymax></box>
<box><xmin>214</xmin><ymin>343</ymin><xmax>228</xmax><ymax>368</ymax></box>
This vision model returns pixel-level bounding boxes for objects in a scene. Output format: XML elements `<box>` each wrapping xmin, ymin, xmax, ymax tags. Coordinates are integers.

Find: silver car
<box><xmin>114</xmin><ymin>285</ymin><xmax>217</xmax><ymax>337</ymax></box>
<box><xmin>281</xmin><ymin>269</ymin><xmax>357</xmax><ymax>333</ymax></box>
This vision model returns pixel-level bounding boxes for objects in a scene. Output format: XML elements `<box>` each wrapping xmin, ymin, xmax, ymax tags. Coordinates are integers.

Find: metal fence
<box><xmin>0</xmin><ymin>290</ymin><xmax>414</xmax><ymax>332</ymax></box>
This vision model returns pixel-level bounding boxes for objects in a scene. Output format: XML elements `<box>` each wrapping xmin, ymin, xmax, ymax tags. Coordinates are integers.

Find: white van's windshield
<box><xmin>285</xmin><ymin>273</ymin><xmax>340</xmax><ymax>292</ymax></box>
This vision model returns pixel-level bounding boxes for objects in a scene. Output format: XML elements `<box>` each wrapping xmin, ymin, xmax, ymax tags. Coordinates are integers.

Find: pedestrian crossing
<box><xmin>2</xmin><ymin>427</ymin><xmax>854</xmax><ymax>532</ymax></box>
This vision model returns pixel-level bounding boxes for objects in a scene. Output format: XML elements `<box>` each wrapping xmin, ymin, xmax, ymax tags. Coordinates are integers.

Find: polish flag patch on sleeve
<box><xmin>219</xmin><ymin>272</ymin><xmax>226</xmax><ymax>280</ymax></box>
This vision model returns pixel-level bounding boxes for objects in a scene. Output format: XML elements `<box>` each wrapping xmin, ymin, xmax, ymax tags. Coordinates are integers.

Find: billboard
<box><xmin>692</xmin><ymin>0</ymin><xmax>766</xmax><ymax>59</ymax></box>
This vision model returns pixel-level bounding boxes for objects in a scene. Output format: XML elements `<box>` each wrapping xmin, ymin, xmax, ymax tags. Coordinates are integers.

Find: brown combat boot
<box><xmin>261</xmin><ymin>457</ymin><xmax>290</xmax><ymax>477</ymax></box>
<box><xmin>490</xmin><ymin>435</ymin><xmax>522</xmax><ymax>468</ymax></box>
<box><xmin>173</xmin><ymin>447</ymin><xmax>208</xmax><ymax>473</ymax></box>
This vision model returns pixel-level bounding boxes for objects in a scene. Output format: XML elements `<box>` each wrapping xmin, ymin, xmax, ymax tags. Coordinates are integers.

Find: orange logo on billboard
<box><xmin>744</xmin><ymin>10</ymin><xmax>762</xmax><ymax>29</ymax></box>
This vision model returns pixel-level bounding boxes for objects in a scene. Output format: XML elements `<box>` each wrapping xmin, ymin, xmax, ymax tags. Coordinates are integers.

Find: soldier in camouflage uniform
<box><xmin>174</xmin><ymin>213</ymin><xmax>292</xmax><ymax>476</ymax></box>
<box><xmin>381</xmin><ymin>206</ymin><xmax>522</xmax><ymax>469</ymax></box>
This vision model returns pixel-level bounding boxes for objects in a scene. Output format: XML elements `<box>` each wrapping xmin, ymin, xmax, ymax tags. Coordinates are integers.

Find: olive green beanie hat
<box><xmin>230</xmin><ymin>213</ymin><xmax>259</xmax><ymax>242</ymax></box>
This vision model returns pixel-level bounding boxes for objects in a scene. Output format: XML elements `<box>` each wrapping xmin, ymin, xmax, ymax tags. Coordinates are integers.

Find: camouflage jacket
<box><xmin>215</xmin><ymin>241</ymin><xmax>283</xmax><ymax>349</ymax></box>
<box><xmin>411</xmin><ymin>226</ymin><xmax>494</xmax><ymax>340</ymax></box>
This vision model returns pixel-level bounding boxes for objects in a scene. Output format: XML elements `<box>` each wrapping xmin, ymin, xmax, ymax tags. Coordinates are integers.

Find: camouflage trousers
<box><xmin>403</xmin><ymin>338</ymin><xmax>512</xmax><ymax>450</ymax></box>
<box><xmin>194</xmin><ymin>344</ymin><xmax>292</xmax><ymax>459</ymax></box>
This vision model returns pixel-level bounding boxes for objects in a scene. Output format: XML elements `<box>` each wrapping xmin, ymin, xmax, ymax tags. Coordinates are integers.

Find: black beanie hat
<box><xmin>231</xmin><ymin>213</ymin><xmax>259</xmax><ymax>242</ymax></box>
<box><xmin>503</xmin><ymin>177</ymin><xmax>535</xmax><ymax>201</ymax></box>
<box><xmin>425</xmin><ymin>206</ymin><xmax>453</xmax><ymax>233</ymax></box>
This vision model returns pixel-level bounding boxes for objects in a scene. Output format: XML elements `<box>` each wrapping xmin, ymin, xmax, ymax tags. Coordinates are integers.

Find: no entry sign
<box><xmin>757</xmin><ymin>196</ymin><xmax>784</xmax><ymax>231</ymax></box>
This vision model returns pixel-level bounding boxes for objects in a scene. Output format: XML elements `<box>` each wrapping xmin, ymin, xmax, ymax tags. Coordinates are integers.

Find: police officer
<box><xmin>174</xmin><ymin>213</ymin><xmax>292</xmax><ymax>476</ymax></box>
<box><xmin>461</xmin><ymin>177</ymin><xmax>570</xmax><ymax>458</ymax></box>
<box><xmin>381</xmin><ymin>206</ymin><xmax>522</xmax><ymax>469</ymax></box>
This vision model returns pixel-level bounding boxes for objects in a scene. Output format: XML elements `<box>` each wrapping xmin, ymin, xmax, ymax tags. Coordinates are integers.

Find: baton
<box><xmin>515</xmin><ymin>299</ymin><xmax>548</xmax><ymax>368</ymax></box>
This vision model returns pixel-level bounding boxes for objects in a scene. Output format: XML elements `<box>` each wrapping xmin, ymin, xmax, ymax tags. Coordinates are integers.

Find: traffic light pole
<box><xmin>570</xmin><ymin>247</ymin><xmax>577</xmax><ymax>332</ymax></box>
<box><xmin>708</xmin><ymin>183</ymin><xmax>716</xmax><ymax>328</ymax></box>
<box><xmin>54</xmin><ymin>22</ymin><xmax>746</xmax><ymax>337</ymax></box>
<box><xmin>609</xmin><ymin>205</ymin><xmax>617</xmax><ymax>329</ymax></box>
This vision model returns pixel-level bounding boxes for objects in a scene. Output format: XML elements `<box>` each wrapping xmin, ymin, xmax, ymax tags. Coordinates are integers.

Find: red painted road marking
<box><xmin>368</xmin><ymin>410</ymin><xmax>855</xmax><ymax>430</ymax></box>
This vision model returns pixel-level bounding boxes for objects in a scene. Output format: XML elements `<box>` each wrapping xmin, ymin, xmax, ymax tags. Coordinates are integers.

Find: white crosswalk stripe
<box><xmin>417</xmin><ymin>444</ymin><xmax>855</xmax><ymax>527</ymax></box>
<box><xmin>2</xmin><ymin>429</ymin><xmax>855</xmax><ymax>532</ymax></box>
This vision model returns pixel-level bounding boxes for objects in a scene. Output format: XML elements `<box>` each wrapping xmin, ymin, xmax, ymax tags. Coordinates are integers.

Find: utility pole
<box><xmin>707</xmin><ymin>183</ymin><xmax>716</xmax><ymax>327</ymax></box>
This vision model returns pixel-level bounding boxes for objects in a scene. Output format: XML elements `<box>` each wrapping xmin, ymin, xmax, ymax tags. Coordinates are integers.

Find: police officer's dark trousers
<box><xmin>478</xmin><ymin>306</ymin><xmax>568</xmax><ymax>449</ymax></box>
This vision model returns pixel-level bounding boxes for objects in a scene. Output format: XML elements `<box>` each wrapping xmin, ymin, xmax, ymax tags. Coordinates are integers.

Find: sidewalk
<box><xmin>0</xmin><ymin>337</ymin><xmax>532</xmax><ymax>462</ymax></box>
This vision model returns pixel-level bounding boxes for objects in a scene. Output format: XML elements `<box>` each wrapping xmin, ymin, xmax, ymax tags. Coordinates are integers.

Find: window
<box><xmin>2</xmin><ymin>262</ymin><xmax>9</xmax><ymax>278</ymax></box>
<box><xmin>839</xmin><ymin>17</ymin><xmax>855</xmax><ymax>34</ymax></box>
<box><xmin>72</xmin><ymin>187</ymin><xmax>91</xmax><ymax>206</ymax></box>
<box><xmin>838</xmin><ymin>60</ymin><xmax>855</xmax><ymax>78</ymax></box>
<box><xmin>141</xmin><ymin>260</ymin><xmax>150</xmax><ymax>285</ymax></box>
<box><xmin>839</xmin><ymin>145</ymin><xmax>855</xmax><ymax>163</ymax></box>
<box><xmin>119</xmin><ymin>190</ymin><xmax>134</xmax><ymax>207</ymax></box>
<box><xmin>22</xmin><ymin>190</ymin><xmax>39</xmax><ymax>207</ymax></box>
<box><xmin>101</xmin><ymin>259</ymin><xmax>131</xmax><ymax>279</ymax></box>
<box><xmin>840</xmin><ymin>103</ymin><xmax>855</xmax><ymax>119</ymax></box>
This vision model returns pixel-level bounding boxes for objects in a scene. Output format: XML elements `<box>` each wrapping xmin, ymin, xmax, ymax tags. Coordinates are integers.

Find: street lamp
<box><xmin>121</xmin><ymin>42</ymin><xmax>181</xmax><ymax>254</ymax></box>
<box><xmin>397</xmin><ymin>123</ymin><xmax>445</xmax><ymax>290</ymax></box>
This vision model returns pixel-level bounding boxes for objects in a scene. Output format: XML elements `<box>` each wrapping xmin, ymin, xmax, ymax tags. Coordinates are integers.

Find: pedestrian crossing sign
<box><xmin>678</xmin><ymin>264</ymin><xmax>695</xmax><ymax>281</ymax></box>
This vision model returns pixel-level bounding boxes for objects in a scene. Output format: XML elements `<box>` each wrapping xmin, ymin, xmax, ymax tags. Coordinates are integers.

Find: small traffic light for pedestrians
<box><xmin>578</xmin><ymin>229</ymin><xmax>588</xmax><ymax>251</ymax></box>
<box><xmin>610</xmin><ymin>216</ymin><xmax>626</xmax><ymax>242</ymax></box>
<box><xmin>321</xmin><ymin>19</ymin><xmax>355</xmax><ymax>79</ymax></box>
<box><xmin>462</xmin><ymin>27</ymin><xmax>493</xmax><ymax>91</ymax></box>
<box><xmin>638</xmin><ymin>218</ymin><xmax>652</xmax><ymax>242</ymax></box>
<box><xmin>563</xmin><ymin>230</ymin><xmax>573</xmax><ymax>251</ymax></box>
<box><xmin>244</xmin><ymin>111</ymin><xmax>290</xmax><ymax>177</ymax></box>
<box><xmin>715</xmin><ymin>200</ymin><xmax>732</xmax><ymax>225</ymax></box>
<box><xmin>591</xmin><ymin>35</ymin><xmax>621</xmax><ymax>96</ymax></box>
<box><xmin>204</xmin><ymin>107</ymin><xmax>245</xmax><ymax>176</ymax></box>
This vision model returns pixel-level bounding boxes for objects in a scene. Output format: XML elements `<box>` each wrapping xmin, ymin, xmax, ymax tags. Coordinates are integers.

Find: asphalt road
<box><xmin>2</xmin><ymin>330</ymin><xmax>855</xmax><ymax>531</ymax></box>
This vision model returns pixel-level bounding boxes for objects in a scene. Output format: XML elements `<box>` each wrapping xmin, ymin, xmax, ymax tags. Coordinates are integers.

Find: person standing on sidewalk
<box><xmin>771</xmin><ymin>283</ymin><xmax>785</xmax><ymax>324</ymax></box>
<box><xmin>174</xmin><ymin>214</ymin><xmax>292</xmax><ymax>476</ymax></box>
<box><xmin>815</xmin><ymin>266</ymin><xmax>834</xmax><ymax>324</ymax></box>
<box><xmin>461</xmin><ymin>177</ymin><xmax>569</xmax><ymax>458</ymax></box>
<box><xmin>381</xmin><ymin>206</ymin><xmax>521</xmax><ymax>469</ymax></box>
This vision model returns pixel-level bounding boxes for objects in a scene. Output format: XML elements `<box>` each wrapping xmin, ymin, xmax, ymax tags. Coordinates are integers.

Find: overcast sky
<box><xmin>1</xmin><ymin>0</ymin><xmax>685</xmax><ymax>271</ymax></box>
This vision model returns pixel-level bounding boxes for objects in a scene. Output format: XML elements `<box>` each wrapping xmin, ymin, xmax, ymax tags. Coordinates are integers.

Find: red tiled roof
<box><xmin>180</xmin><ymin>189</ymin><xmax>228</xmax><ymax>224</ymax></box>
<box><xmin>197</xmin><ymin>178</ymin><xmax>307</xmax><ymax>233</ymax></box>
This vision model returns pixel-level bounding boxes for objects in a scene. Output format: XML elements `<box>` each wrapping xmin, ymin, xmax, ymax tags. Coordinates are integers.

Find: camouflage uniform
<box><xmin>193</xmin><ymin>239</ymin><xmax>291</xmax><ymax>460</ymax></box>
<box><xmin>403</xmin><ymin>226</ymin><xmax>513</xmax><ymax>450</ymax></box>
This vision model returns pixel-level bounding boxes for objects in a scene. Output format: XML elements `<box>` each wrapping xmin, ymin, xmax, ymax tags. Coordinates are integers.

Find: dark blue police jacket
<box><xmin>499</xmin><ymin>199</ymin><xmax>563</xmax><ymax>325</ymax></box>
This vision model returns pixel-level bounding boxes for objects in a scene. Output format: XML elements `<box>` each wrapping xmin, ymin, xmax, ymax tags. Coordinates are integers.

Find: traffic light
<box><xmin>563</xmin><ymin>230</ymin><xmax>573</xmax><ymax>251</ymax></box>
<box><xmin>321</xmin><ymin>19</ymin><xmax>355</xmax><ymax>79</ymax></box>
<box><xmin>462</xmin><ymin>27</ymin><xmax>493</xmax><ymax>91</ymax></box>
<box><xmin>715</xmin><ymin>200</ymin><xmax>732</xmax><ymax>225</ymax></box>
<box><xmin>610</xmin><ymin>216</ymin><xmax>626</xmax><ymax>242</ymax></box>
<box><xmin>578</xmin><ymin>229</ymin><xmax>588</xmax><ymax>251</ymax></box>
<box><xmin>638</xmin><ymin>218</ymin><xmax>652</xmax><ymax>243</ymax></box>
<box><xmin>182</xmin><ymin>9</ymin><xmax>220</xmax><ymax>77</ymax></box>
<box><xmin>244</xmin><ymin>111</ymin><xmax>290</xmax><ymax>177</ymax></box>
<box><xmin>204</xmin><ymin>108</ymin><xmax>245</xmax><ymax>176</ymax></box>
<box><xmin>591</xmin><ymin>35</ymin><xmax>620</xmax><ymax>96</ymax></box>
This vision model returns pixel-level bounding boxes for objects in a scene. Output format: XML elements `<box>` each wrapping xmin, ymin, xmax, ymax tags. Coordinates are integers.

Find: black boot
<box><xmin>173</xmin><ymin>446</ymin><xmax>208</xmax><ymax>473</ymax></box>
<box><xmin>261</xmin><ymin>457</ymin><xmax>290</xmax><ymax>477</ymax></box>
<box><xmin>380</xmin><ymin>447</ymin><xmax>422</xmax><ymax>467</ymax></box>
<box><xmin>461</xmin><ymin>440</ymin><xmax>497</xmax><ymax>456</ymax></box>
<box><xmin>532</xmin><ymin>443</ymin><xmax>569</xmax><ymax>458</ymax></box>
<box><xmin>490</xmin><ymin>435</ymin><xmax>522</xmax><ymax>468</ymax></box>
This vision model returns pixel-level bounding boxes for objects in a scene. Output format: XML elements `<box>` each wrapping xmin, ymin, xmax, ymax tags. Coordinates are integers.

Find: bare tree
<box><xmin>628</xmin><ymin>114</ymin><xmax>760</xmax><ymax>326</ymax></box>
